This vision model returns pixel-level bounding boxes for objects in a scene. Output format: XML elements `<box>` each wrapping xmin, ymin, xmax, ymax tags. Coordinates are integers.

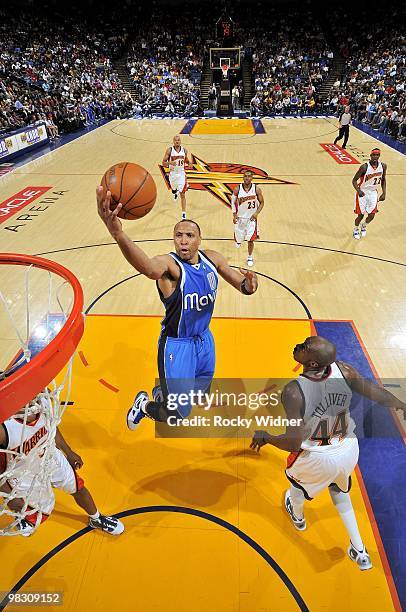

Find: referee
<box><xmin>334</xmin><ymin>105</ymin><xmax>351</xmax><ymax>149</ymax></box>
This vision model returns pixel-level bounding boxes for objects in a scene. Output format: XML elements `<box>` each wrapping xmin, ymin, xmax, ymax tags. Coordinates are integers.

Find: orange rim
<box><xmin>0</xmin><ymin>253</ymin><xmax>84</xmax><ymax>422</ymax></box>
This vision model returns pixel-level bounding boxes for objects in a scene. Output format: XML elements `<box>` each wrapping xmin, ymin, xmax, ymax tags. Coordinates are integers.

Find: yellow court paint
<box><xmin>192</xmin><ymin>118</ymin><xmax>255</xmax><ymax>134</ymax></box>
<box><xmin>0</xmin><ymin>316</ymin><xmax>395</xmax><ymax>611</ymax></box>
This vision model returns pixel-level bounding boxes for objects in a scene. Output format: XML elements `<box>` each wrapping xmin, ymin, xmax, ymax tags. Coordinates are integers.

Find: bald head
<box><xmin>293</xmin><ymin>336</ymin><xmax>336</xmax><ymax>369</ymax></box>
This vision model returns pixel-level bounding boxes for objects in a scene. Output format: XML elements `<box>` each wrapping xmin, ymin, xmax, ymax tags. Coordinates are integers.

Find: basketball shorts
<box><xmin>234</xmin><ymin>217</ymin><xmax>259</xmax><ymax>244</ymax></box>
<box><xmin>158</xmin><ymin>329</ymin><xmax>215</xmax><ymax>418</ymax></box>
<box><xmin>6</xmin><ymin>448</ymin><xmax>84</xmax><ymax>516</ymax></box>
<box><xmin>354</xmin><ymin>190</ymin><xmax>378</xmax><ymax>215</ymax></box>
<box><xmin>285</xmin><ymin>437</ymin><xmax>359</xmax><ymax>499</ymax></box>
<box><xmin>169</xmin><ymin>172</ymin><xmax>188</xmax><ymax>193</ymax></box>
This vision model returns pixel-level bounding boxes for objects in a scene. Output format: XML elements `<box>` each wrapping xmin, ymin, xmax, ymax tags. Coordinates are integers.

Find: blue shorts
<box><xmin>157</xmin><ymin>329</ymin><xmax>215</xmax><ymax>417</ymax></box>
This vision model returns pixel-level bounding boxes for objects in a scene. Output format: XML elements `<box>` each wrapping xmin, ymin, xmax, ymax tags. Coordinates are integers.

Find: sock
<box><xmin>290</xmin><ymin>485</ymin><xmax>305</xmax><ymax>519</ymax></box>
<box><xmin>89</xmin><ymin>510</ymin><xmax>100</xmax><ymax>520</ymax></box>
<box><xmin>329</xmin><ymin>488</ymin><xmax>364</xmax><ymax>550</ymax></box>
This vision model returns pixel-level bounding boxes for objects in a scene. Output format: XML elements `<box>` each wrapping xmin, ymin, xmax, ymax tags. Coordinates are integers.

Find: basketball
<box><xmin>101</xmin><ymin>162</ymin><xmax>157</xmax><ymax>220</ymax></box>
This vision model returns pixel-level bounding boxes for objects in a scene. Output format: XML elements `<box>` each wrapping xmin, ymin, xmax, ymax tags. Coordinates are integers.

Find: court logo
<box><xmin>320</xmin><ymin>144</ymin><xmax>360</xmax><ymax>164</ymax></box>
<box><xmin>0</xmin><ymin>187</ymin><xmax>52</xmax><ymax>224</ymax></box>
<box><xmin>159</xmin><ymin>154</ymin><xmax>294</xmax><ymax>206</ymax></box>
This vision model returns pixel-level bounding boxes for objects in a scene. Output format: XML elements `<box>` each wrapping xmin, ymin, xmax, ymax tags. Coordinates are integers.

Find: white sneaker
<box><xmin>16</xmin><ymin>518</ymin><xmax>35</xmax><ymax>537</ymax></box>
<box><xmin>353</xmin><ymin>228</ymin><xmax>361</xmax><ymax>240</ymax></box>
<box><xmin>181</xmin><ymin>212</ymin><xmax>186</xmax><ymax>220</ymax></box>
<box><xmin>284</xmin><ymin>490</ymin><xmax>306</xmax><ymax>531</ymax></box>
<box><xmin>361</xmin><ymin>223</ymin><xmax>367</xmax><ymax>237</ymax></box>
<box><xmin>247</xmin><ymin>256</ymin><xmax>254</xmax><ymax>267</ymax></box>
<box><xmin>126</xmin><ymin>391</ymin><xmax>148</xmax><ymax>431</ymax></box>
<box><xmin>348</xmin><ymin>542</ymin><xmax>372</xmax><ymax>570</ymax></box>
<box><xmin>89</xmin><ymin>514</ymin><xmax>125</xmax><ymax>536</ymax></box>
<box><xmin>235</xmin><ymin>242</ymin><xmax>241</xmax><ymax>249</ymax></box>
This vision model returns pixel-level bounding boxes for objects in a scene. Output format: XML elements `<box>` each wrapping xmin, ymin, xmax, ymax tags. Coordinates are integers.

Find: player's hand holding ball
<box><xmin>97</xmin><ymin>187</ymin><xmax>123</xmax><ymax>239</ymax></box>
<box><xmin>100</xmin><ymin>162</ymin><xmax>157</xmax><ymax>220</ymax></box>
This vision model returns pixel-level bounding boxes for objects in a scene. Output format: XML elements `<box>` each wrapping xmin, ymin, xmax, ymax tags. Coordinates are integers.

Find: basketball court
<box><xmin>0</xmin><ymin>118</ymin><xmax>405</xmax><ymax>611</ymax></box>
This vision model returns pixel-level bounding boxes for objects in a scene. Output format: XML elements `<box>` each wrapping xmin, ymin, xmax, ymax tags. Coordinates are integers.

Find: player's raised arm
<box><xmin>204</xmin><ymin>249</ymin><xmax>258</xmax><ymax>294</ymax></box>
<box><xmin>338</xmin><ymin>361</ymin><xmax>406</xmax><ymax>416</ymax></box>
<box><xmin>96</xmin><ymin>187</ymin><xmax>177</xmax><ymax>280</ymax></box>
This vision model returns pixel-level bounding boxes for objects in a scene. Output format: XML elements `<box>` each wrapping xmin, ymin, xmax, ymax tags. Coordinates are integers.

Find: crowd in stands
<box><xmin>126</xmin><ymin>9</ymin><xmax>209</xmax><ymax>117</ymax></box>
<box><xmin>0</xmin><ymin>11</ymin><xmax>133</xmax><ymax>135</ymax></box>
<box><xmin>324</xmin><ymin>8</ymin><xmax>405</xmax><ymax>142</ymax></box>
<box><xmin>247</xmin><ymin>6</ymin><xmax>333</xmax><ymax>116</ymax></box>
<box><xmin>0</xmin><ymin>2</ymin><xmax>404</xmax><ymax>147</ymax></box>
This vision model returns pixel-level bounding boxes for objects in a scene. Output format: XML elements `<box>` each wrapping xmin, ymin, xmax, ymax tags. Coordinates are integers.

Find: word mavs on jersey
<box><xmin>184</xmin><ymin>289</ymin><xmax>217</xmax><ymax>312</ymax></box>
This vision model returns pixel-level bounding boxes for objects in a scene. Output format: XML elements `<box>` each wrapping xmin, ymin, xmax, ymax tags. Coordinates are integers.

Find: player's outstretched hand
<box><xmin>250</xmin><ymin>430</ymin><xmax>271</xmax><ymax>452</ymax></box>
<box><xmin>239</xmin><ymin>268</ymin><xmax>258</xmax><ymax>294</ymax></box>
<box><xmin>378</xmin><ymin>194</ymin><xmax>386</xmax><ymax>202</ymax></box>
<box><xmin>96</xmin><ymin>186</ymin><xmax>123</xmax><ymax>238</ymax></box>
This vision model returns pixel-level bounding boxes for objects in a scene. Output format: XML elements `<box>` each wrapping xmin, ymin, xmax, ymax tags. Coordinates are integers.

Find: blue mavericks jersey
<box><xmin>157</xmin><ymin>251</ymin><xmax>218</xmax><ymax>338</ymax></box>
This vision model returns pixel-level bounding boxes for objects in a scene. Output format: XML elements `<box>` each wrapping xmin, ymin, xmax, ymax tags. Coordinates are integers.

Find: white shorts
<box><xmin>285</xmin><ymin>437</ymin><xmax>359</xmax><ymax>499</ymax></box>
<box><xmin>234</xmin><ymin>217</ymin><xmax>259</xmax><ymax>244</ymax></box>
<box><xmin>169</xmin><ymin>172</ymin><xmax>187</xmax><ymax>193</ymax></box>
<box><xmin>354</xmin><ymin>190</ymin><xmax>378</xmax><ymax>215</ymax></box>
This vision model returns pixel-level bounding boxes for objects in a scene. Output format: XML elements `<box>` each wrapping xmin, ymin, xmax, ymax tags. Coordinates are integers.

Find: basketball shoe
<box><xmin>360</xmin><ymin>223</ymin><xmax>367</xmax><ymax>237</ymax></box>
<box><xmin>348</xmin><ymin>542</ymin><xmax>372</xmax><ymax>570</ymax></box>
<box><xmin>181</xmin><ymin>212</ymin><xmax>186</xmax><ymax>220</ymax></box>
<box><xmin>353</xmin><ymin>227</ymin><xmax>361</xmax><ymax>240</ymax></box>
<box><xmin>284</xmin><ymin>490</ymin><xmax>306</xmax><ymax>531</ymax></box>
<box><xmin>247</xmin><ymin>255</ymin><xmax>254</xmax><ymax>267</ymax></box>
<box><xmin>89</xmin><ymin>514</ymin><xmax>124</xmax><ymax>535</ymax></box>
<box><xmin>16</xmin><ymin>518</ymin><xmax>35</xmax><ymax>537</ymax></box>
<box><xmin>127</xmin><ymin>391</ymin><xmax>149</xmax><ymax>431</ymax></box>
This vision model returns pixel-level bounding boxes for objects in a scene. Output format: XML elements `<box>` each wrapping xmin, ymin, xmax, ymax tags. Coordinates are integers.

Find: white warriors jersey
<box><xmin>358</xmin><ymin>161</ymin><xmax>383</xmax><ymax>192</ymax></box>
<box><xmin>295</xmin><ymin>362</ymin><xmax>355</xmax><ymax>451</ymax></box>
<box><xmin>169</xmin><ymin>146</ymin><xmax>186</xmax><ymax>176</ymax></box>
<box><xmin>3</xmin><ymin>413</ymin><xmax>49</xmax><ymax>456</ymax></box>
<box><xmin>236</xmin><ymin>183</ymin><xmax>259</xmax><ymax>219</ymax></box>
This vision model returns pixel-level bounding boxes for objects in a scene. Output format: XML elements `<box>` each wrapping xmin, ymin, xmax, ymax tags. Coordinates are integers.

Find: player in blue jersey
<box><xmin>97</xmin><ymin>187</ymin><xmax>258</xmax><ymax>428</ymax></box>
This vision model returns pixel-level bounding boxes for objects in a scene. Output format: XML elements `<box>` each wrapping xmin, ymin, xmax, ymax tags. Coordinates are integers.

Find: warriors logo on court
<box><xmin>159</xmin><ymin>154</ymin><xmax>294</xmax><ymax>206</ymax></box>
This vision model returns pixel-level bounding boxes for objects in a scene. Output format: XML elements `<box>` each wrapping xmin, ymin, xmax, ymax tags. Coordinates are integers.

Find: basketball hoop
<box><xmin>0</xmin><ymin>254</ymin><xmax>84</xmax><ymax>535</ymax></box>
<box><xmin>221</xmin><ymin>64</ymin><xmax>229</xmax><ymax>79</ymax></box>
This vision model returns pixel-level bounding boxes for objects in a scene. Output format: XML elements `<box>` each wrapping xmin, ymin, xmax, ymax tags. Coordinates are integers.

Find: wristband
<box><xmin>240</xmin><ymin>278</ymin><xmax>254</xmax><ymax>295</ymax></box>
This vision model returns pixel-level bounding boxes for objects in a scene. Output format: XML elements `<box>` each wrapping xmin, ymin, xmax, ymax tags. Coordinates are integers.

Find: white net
<box><xmin>0</xmin><ymin>262</ymin><xmax>76</xmax><ymax>536</ymax></box>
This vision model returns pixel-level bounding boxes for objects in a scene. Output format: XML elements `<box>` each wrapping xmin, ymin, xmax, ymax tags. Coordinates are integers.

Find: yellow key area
<box><xmin>0</xmin><ymin>316</ymin><xmax>395</xmax><ymax>611</ymax></box>
<box><xmin>192</xmin><ymin>119</ymin><xmax>256</xmax><ymax>134</ymax></box>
